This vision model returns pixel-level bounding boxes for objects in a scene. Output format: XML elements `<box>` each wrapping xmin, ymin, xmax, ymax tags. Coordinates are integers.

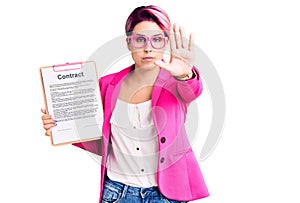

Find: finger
<box><xmin>41</xmin><ymin>113</ymin><xmax>55</xmax><ymax>126</ymax></box>
<box><xmin>43</xmin><ymin>123</ymin><xmax>56</xmax><ymax>131</ymax></box>
<box><xmin>42</xmin><ymin>118</ymin><xmax>55</xmax><ymax>125</ymax></box>
<box><xmin>45</xmin><ymin>129</ymin><xmax>52</xmax><ymax>136</ymax></box>
<box><xmin>41</xmin><ymin>108</ymin><xmax>47</xmax><ymax>114</ymax></box>
<box><xmin>154</xmin><ymin>60</ymin><xmax>169</xmax><ymax>71</ymax></box>
<box><xmin>188</xmin><ymin>32</ymin><xmax>194</xmax><ymax>51</ymax></box>
<box><xmin>168</xmin><ymin>25</ymin><xmax>176</xmax><ymax>52</ymax></box>
<box><xmin>41</xmin><ymin>114</ymin><xmax>54</xmax><ymax>122</ymax></box>
<box><xmin>173</xmin><ymin>23</ymin><xmax>180</xmax><ymax>49</ymax></box>
<box><xmin>179</xmin><ymin>26</ymin><xmax>187</xmax><ymax>48</ymax></box>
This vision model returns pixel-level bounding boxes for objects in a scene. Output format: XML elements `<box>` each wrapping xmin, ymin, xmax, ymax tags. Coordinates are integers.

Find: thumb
<box><xmin>41</xmin><ymin>108</ymin><xmax>47</xmax><ymax>114</ymax></box>
<box><xmin>154</xmin><ymin>60</ymin><xmax>170</xmax><ymax>71</ymax></box>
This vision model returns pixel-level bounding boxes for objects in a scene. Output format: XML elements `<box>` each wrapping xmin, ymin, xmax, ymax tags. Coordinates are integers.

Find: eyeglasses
<box><xmin>128</xmin><ymin>34</ymin><xmax>168</xmax><ymax>49</ymax></box>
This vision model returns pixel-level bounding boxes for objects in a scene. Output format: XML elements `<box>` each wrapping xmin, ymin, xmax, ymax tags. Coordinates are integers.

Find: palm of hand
<box><xmin>155</xmin><ymin>24</ymin><xmax>194</xmax><ymax>77</ymax></box>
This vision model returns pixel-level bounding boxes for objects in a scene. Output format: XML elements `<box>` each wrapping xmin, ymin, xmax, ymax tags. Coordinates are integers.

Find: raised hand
<box><xmin>155</xmin><ymin>23</ymin><xmax>194</xmax><ymax>79</ymax></box>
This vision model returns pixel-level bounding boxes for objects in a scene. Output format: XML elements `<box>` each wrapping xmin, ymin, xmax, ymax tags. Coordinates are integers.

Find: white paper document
<box><xmin>40</xmin><ymin>61</ymin><xmax>103</xmax><ymax>145</ymax></box>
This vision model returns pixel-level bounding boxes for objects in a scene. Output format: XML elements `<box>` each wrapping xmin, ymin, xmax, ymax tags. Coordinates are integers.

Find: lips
<box><xmin>142</xmin><ymin>57</ymin><xmax>154</xmax><ymax>61</ymax></box>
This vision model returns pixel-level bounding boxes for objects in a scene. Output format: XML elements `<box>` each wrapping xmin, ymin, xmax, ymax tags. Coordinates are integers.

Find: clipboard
<box><xmin>40</xmin><ymin>61</ymin><xmax>103</xmax><ymax>146</ymax></box>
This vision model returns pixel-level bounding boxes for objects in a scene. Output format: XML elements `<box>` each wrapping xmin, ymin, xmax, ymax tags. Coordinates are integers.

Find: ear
<box><xmin>126</xmin><ymin>37</ymin><xmax>132</xmax><ymax>51</ymax></box>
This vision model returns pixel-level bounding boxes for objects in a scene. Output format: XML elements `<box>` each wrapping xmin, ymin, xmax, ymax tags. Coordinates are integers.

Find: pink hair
<box><xmin>125</xmin><ymin>5</ymin><xmax>171</xmax><ymax>37</ymax></box>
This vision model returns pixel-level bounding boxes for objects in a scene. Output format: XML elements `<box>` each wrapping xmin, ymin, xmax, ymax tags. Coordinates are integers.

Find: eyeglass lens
<box><xmin>131</xmin><ymin>35</ymin><xmax>166</xmax><ymax>49</ymax></box>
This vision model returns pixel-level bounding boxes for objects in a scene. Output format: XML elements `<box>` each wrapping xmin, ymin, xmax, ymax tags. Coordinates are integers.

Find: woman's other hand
<box><xmin>41</xmin><ymin>108</ymin><xmax>56</xmax><ymax>136</ymax></box>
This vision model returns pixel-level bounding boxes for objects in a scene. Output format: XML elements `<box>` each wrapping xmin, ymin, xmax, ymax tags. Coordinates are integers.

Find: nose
<box><xmin>144</xmin><ymin>48</ymin><xmax>152</xmax><ymax>53</ymax></box>
<box><xmin>144</xmin><ymin>40</ymin><xmax>152</xmax><ymax>53</ymax></box>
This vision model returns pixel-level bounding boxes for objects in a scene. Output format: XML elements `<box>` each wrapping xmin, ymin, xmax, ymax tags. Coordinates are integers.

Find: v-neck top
<box><xmin>106</xmin><ymin>99</ymin><xmax>158</xmax><ymax>187</ymax></box>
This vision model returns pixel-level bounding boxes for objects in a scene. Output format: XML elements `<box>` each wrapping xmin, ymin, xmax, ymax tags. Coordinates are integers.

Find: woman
<box><xmin>42</xmin><ymin>5</ymin><xmax>209</xmax><ymax>203</ymax></box>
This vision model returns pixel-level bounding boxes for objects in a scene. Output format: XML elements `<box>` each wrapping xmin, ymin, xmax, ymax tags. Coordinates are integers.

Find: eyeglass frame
<box><xmin>127</xmin><ymin>34</ymin><xmax>169</xmax><ymax>49</ymax></box>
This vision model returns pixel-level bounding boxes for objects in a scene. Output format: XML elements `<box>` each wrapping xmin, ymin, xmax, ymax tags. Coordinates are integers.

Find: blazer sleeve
<box><xmin>176</xmin><ymin>66</ymin><xmax>203</xmax><ymax>103</ymax></box>
<box><xmin>72</xmin><ymin>139</ymin><xmax>102</xmax><ymax>156</ymax></box>
<box><xmin>71</xmin><ymin>77</ymin><xmax>106</xmax><ymax>156</ymax></box>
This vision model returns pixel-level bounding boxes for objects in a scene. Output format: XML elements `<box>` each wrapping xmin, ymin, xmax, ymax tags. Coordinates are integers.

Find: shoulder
<box><xmin>99</xmin><ymin>72</ymin><xmax>117</xmax><ymax>85</ymax></box>
<box><xmin>99</xmin><ymin>65</ymin><xmax>134</xmax><ymax>87</ymax></box>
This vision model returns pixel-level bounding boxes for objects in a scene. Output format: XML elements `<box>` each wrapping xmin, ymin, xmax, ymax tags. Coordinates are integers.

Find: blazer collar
<box><xmin>110</xmin><ymin>64</ymin><xmax>134</xmax><ymax>86</ymax></box>
<box><xmin>107</xmin><ymin>64</ymin><xmax>170</xmax><ymax>109</ymax></box>
<box><xmin>109</xmin><ymin>64</ymin><xmax>170</xmax><ymax>87</ymax></box>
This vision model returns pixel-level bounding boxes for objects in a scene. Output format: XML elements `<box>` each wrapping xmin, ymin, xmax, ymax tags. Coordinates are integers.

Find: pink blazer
<box><xmin>74</xmin><ymin>65</ymin><xmax>209</xmax><ymax>202</ymax></box>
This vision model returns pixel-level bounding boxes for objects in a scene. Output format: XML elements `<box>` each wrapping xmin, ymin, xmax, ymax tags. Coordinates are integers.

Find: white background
<box><xmin>1</xmin><ymin>0</ymin><xmax>299</xmax><ymax>202</ymax></box>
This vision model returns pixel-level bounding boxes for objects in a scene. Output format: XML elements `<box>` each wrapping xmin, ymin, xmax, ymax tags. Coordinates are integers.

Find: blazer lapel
<box><xmin>152</xmin><ymin>68</ymin><xmax>169</xmax><ymax>107</ymax></box>
<box><xmin>104</xmin><ymin>65</ymin><xmax>169</xmax><ymax>111</ymax></box>
<box><xmin>104</xmin><ymin>65</ymin><xmax>134</xmax><ymax>114</ymax></box>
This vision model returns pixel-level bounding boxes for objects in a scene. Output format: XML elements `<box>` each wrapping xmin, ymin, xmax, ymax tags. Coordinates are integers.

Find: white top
<box><xmin>107</xmin><ymin>99</ymin><xmax>158</xmax><ymax>187</ymax></box>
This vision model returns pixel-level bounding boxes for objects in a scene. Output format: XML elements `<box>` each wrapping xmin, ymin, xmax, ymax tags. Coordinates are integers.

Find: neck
<box><xmin>131</xmin><ymin>65</ymin><xmax>160</xmax><ymax>83</ymax></box>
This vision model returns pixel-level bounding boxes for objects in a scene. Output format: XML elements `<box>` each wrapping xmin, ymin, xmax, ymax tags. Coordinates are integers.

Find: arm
<box><xmin>41</xmin><ymin>108</ymin><xmax>102</xmax><ymax>155</ymax></box>
<box><xmin>72</xmin><ymin>77</ymin><xmax>106</xmax><ymax>156</ymax></box>
<box><xmin>176</xmin><ymin>66</ymin><xmax>203</xmax><ymax>103</ymax></box>
<box><xmin>155</xmin><ymin>24</ymin><xmax>202</xmax><ymax>103</ymax></box>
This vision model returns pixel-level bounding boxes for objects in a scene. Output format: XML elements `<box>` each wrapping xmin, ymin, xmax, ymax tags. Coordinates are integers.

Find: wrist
<box><xmin>175</xmin><ymin>71</ymin><xmax>194</xmax><ymax>80</ymax></box>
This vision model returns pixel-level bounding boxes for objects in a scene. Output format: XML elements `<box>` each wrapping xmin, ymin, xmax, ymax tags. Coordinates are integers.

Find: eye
<box><xmin>152</xmin><ymin>36</ymin><xmax>163</xmax><ymax>42</ymax></box>
<box><xmin>135</xmin><ymin>36</ymin><xmax>146</xmax><ymax>43</ymax></box>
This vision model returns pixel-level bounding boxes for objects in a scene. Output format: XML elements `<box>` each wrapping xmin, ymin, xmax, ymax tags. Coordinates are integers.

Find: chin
<box><xmin>135</xmin><ymin>61</ymin><xmax>156</xmax><ymax>69</ymax></box>
<box><xmin>145</xmin><ymin>63</ymin><xmax>159</xmax><ymax>69</ymax></box>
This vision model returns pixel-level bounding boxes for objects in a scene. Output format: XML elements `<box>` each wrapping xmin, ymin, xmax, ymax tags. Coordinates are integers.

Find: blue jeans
<box><xmin>102</xmin><ymin>177</ymin><xmax>187</xmax><ymax>203</ymax></box>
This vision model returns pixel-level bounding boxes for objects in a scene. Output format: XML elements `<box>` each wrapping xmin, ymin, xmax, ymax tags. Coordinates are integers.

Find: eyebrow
<box><xmin>134</xmin><ymin>33</ymin><xmax>164</xmax><ymax>37</ymax></box>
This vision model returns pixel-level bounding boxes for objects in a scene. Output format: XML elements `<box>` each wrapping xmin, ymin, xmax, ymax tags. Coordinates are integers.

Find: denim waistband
<box><xmin>104</xmin><ymin>177</ymin><xmax>160</xmax><ymax>198</ymax></box>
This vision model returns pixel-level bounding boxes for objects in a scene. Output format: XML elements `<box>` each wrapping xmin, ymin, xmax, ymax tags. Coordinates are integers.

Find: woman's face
<box><xmin>128</xmin><ymin>21</ymin><xmax>167</xmax><ymax>69</ymax></box>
